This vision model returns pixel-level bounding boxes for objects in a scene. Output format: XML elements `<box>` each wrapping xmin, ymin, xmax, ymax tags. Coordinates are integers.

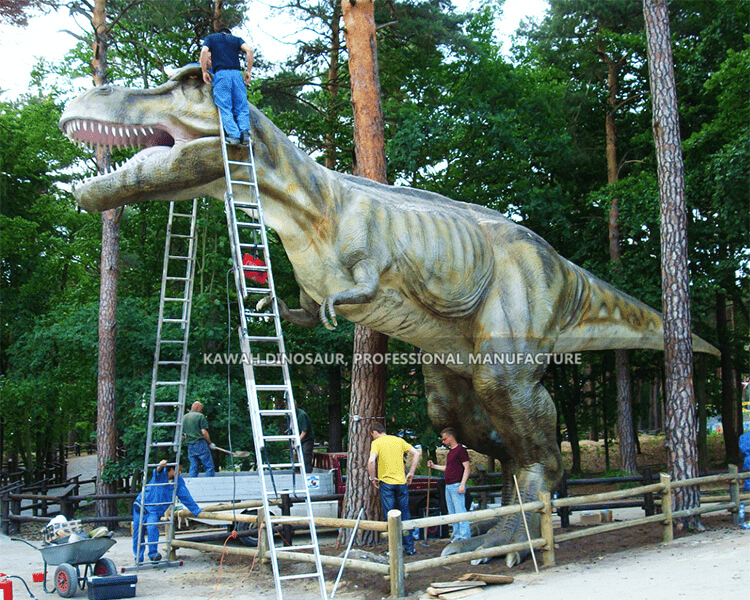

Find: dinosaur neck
<box><xmin>242</xmin><ymin>105</ymin><xmax>339</xmax><ymax>248</ymax></box>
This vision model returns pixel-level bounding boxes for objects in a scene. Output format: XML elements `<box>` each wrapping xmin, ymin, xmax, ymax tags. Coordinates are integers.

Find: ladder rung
<box><xmin>265</xmin><ymin>462</ymin><xmax>298</xmax><ymax>469</ymax></box>
<box><xmin>170</xmin><ymin>233</ymin><xmax>194</xmax><ymax>239</ymax></box>
<box><xmin>155</xmin><ymin>381</ymin><xmax>183</xmax><ymax>387</ymax></box>
<box><xmin>278</xmin><ymin>572</ymin><xmax>321</xmax><ymax>582</ymax></box>
<box><xmin>268</xmin><ymin>516</ymin><xmax>312</xmax><ymax>525</ymax></box>
<box><xmin>243</xmin><ymin>312</ymin><xmax>276</xmax><ymax>320</ymax></box>
<box><xmin>262</xmin><ymin>434</ymin><xmax>296</xmax><ymax>442</ymax></box>
<box><xmin>227</xmin><ymin>160</ymin><xmax>252</xmax><ymax>166</ymax></box>
<box><xmin>259</xmin><ymin>409</ymin><xmax>294</xmax><ymax>417</ymax></box>
<box><xmin>233</xmin><ymin>201</ymin><xmax>259</xmax><ymax>209</ymax></box>
<box><xmin>167</xmin><ymin>255</ymin><xmax>191</xmax><ymax>260</ymax></box>
<box><xmin>159</xmin><ymin>340</ymin><xmax>185</xmax><ymax>345</ymax></box>
<box><xmin>256</xmin><ymin>385</ymin><xmax>292</xmax><ymax>392</ymax></box>
<box><xmin>230</xmin><ymin>180</ymin><xmax>254</xmax><ymax>186</ymax></box>
<box><xmin>154</xmin><ymin>401</ymin><xmax>181</xmax><ymax>407</ymax></box>
<box><xmin>151</xmin><ymin>442</ymin><xmax>177</xmax><ymax>448</ymax></box>
<box><xmin>245</xmin><ymin>335</ymin><xmax>282</xmax><ymax>343</ymax></box>
<box><xmin>165</xmin><ymin>276</ymin><xmax>189</xmax><ymax>282</ymax></box>
<box><xmin>244</xmin><ymin>286</ymin><xmax>271</xmax><ymax>294</ymax></box>
<box><xmin>172</xmin><ymin>212</ymin><xmax>193</xmax><ymax>217</ymax></box>
<box><xmin>158</xmin><ymin>360</ymin><xmax>187</xmax><ymax>365</ymax></box>
<box><xmin>152</xmin><ymin>422</ymin><xmax>179</xmax><ymax>427</ymax></box>
<box><xmin>277</xmin><ymin>543</ymin><xmax>319</xmax><ymax>553</ymax></box>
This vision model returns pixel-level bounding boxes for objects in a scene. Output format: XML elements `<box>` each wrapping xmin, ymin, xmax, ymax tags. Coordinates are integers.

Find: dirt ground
<box><xmin>3</xmin><ymin>435</ymin><xmax>747</xmax><ymax>599</ymax></box>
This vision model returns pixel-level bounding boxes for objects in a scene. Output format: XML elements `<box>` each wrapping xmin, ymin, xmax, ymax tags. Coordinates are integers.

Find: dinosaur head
<box><xmin>60</xmin><ymin>65</ymin><xmax>225</xmax><ymax>212</ymax></box>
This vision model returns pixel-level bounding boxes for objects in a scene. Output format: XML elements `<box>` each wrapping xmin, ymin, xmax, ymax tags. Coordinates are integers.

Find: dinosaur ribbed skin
<box><xmin>60</xmin><ymin>65</ymin><xmax>718</xmax><ymax>564</ymax></box>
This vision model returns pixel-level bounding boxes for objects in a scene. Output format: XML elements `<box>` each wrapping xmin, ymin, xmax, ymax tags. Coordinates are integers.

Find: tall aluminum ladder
<box><xmin>135</xmin><ymin>198</ymin><xmax>198</xmax><ymax>567</ymax></box>
<box><xmin>219</xmin><ymin>116</ymin><xmax>328</xmax><ymax>600</ymax></box>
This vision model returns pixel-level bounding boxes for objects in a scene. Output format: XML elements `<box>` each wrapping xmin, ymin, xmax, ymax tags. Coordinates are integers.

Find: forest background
<box><xmin>1</xmin><ymin>0</ymin><xmax>748</xmax><ymax>488</ymax></box>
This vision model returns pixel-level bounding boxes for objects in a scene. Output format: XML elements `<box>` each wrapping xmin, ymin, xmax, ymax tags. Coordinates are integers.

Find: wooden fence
<box><xmin>172</xmin><ymin>466</ymin><xmax>750</xmax><ymax>598</ymax></box>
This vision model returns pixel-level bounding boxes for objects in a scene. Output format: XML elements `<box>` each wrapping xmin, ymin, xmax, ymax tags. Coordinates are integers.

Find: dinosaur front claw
<box><xmin>320</xmin><ymin>298</ymin><xmax>338</xmax><ymax>330</ymax></box>
<box><xmin>256</xmin><ymin>295</ymin><xmax>273</xmax><ymax>312</ymax></box>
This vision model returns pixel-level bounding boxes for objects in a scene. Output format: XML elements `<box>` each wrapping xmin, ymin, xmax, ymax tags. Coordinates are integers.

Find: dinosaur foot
<box><xmin>440</xmin><ymin>511</ymin><xmax>537</xmax><ymax>568</ymax></box>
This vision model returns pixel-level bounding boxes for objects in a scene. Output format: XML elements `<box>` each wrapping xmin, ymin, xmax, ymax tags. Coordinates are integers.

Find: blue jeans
<box><xmin>188</xmin><ymin>439</ymin><xmax>215</xmax><ymax>477</ymax></box>
<box><xmin>445</xmin><ymin>483</ymin><xmax>471</xmax><ymax>540</ymax></box>
<box><xmin>132</xmin><ymin>503</ymin><xmax>160</xmax><ymax>562</ymax></box>
<box><xmin>379</xmin><ymin>482</ymin><xmax>414</xmax><ymax>553</ymax></box>
<box><xmin>212</xmin><ymin>69</ymin><xmax>250</xmax><ymax>138</ymax></box>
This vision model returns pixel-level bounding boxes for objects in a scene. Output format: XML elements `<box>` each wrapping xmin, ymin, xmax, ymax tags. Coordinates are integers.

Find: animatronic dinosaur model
<box><xmin>60</xmin><ymin>65</ymin><xmax>719</xmax><ymax>565</ymax></box>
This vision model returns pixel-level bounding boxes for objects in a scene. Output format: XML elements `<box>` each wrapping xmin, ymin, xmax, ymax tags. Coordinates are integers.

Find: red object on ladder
<box><xmin>243</xmin><ymin>254</ymin><xmax>268</xmax><ymax>284</ymax></box>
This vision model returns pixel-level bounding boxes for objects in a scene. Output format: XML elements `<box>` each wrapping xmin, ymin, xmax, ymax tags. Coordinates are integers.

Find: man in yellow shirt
<box><xmin>367</xmin><ymin>423</ymin><xmax>422</xmax><ymax>555</ymax></box>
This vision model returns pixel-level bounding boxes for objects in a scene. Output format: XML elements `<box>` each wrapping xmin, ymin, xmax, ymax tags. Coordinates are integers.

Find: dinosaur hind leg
<box><xmin>440</xmin><ymin>353</ymin><xmax>562</xmax><ymax>566</ymax></box>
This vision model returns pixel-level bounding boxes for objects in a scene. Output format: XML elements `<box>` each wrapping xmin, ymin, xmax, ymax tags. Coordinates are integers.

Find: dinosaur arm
<box><xmin>256</xmin><ymin>288</ymin><xmax>320</xmax><ymax>328</ymax></box>
<box><xmin>319</xmin><ymin>257</ymin><xmax>380</xmax><ymax>330</ymax></box>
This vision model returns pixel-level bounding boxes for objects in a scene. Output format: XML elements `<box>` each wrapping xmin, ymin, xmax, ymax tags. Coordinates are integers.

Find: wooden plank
<box><xmin>430</xmin><ymin>581</ymin><xmax>485</xmax><ymax>589</ymax></box>
<box><xmin>436</xmin><ymin>588</ymin><xmax>485</xmax><ymax>599</ymax></box>
<box><xmin>459</xmin><ymin>573</ymin><xmax>514</xmax><ymax>585</ymax></box>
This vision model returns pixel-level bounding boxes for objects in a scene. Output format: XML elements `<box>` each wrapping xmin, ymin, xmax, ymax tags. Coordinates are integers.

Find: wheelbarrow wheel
<box><xmin>55</xmin><ymin>563</ymin><xmax>78</xmax><ymax>598</ymax></box>
<box><xmin>94</xmin><ymin>557</ymin><xmax>117</xmax><ymax>576</ymax></box>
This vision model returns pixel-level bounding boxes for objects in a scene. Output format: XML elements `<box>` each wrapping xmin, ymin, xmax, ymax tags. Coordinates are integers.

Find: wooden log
<box><xmin>555</xmin><ymin>513</ymin><xmax>665</xmax><ymax>543</ymax></box>
<box><xmin>728</xmin><ymin>464</ymin><xmax>740</xmax><ymax>526</ymax></box>
<box><xmin>552</xmin><ymin>482</ymin><xmax>663</xmax><ymax>508</ymax></box>
<box><xmin>388</xmin><ymin>509</ymin><xmax>406</xmax><ymax>598</ymax></box>
<box><xmin>539</xmin><ymin>491</ymin><xmax>555</xmax><ymax>567</ymax></box>
<box><xmin>672</xmin><ymin>502</ymin><xmax>735</xmax><ymax>519</ymax></box>
<box><xmin>401</xmin><ymin>501</ymin><xmax>544</xmax><ymax>531</ymax></box>
<box><xmin>660</xmin><ymin>473</ymin><xmax>673</xmax><ymax>542</ymax></box>
<box><xmin>671</xmin><ymin>471</ymin><xmax>737</xmax><ymax>489</ymax></box>
<box><xmin>404</xmin><ymin>538</ymin><xmax>545</xmax><ymax>573</ymax></box>
<box><xmin>171</xmin><ymin>539</ymin><xmax>390</xmax><ymax>574</ymax></box>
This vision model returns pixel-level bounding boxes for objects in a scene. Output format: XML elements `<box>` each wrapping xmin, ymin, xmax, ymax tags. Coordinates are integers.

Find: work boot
<box><xmin>240</xmin><ymin>130</ymin><xmax>251</xmax><ymax>145</ymax></box>
<box><xmin>226</xmin><ymin>136</ymin><xmax>241</xmax><ymax>145</ymax></box>
<box><xmin>149</xmin><ymin>553</ymin><xmax>162</xmax><ymax>562</ymax></box>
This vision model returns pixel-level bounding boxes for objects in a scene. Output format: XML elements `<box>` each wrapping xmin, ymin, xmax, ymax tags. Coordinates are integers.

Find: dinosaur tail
<box><xmin>553</xmin><ymin>261</ymin><xmax>720</xmax><ymax>357</ymax></box>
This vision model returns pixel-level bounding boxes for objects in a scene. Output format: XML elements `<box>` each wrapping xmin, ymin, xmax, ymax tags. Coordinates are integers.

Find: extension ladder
<box><xmin>219</xmin><ymin>116</ymin><xmax>328</xmax><ymax>600</ymax></box>
<box><xmin>135</xmin><ymin>198</ymin><xmax>198</xmax><ymax>568</ymax></box>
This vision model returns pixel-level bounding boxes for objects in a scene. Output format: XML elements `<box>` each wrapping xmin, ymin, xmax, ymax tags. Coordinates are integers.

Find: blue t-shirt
<box><xmin>202</xmin><ymin>32</ymin><xmax>247</xmax><ymax>72</ymax></box>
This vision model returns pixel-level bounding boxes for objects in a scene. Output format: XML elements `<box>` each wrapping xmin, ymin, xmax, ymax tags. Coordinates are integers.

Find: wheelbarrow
<box><xmin>14</xmin><ymin>535</ymin><xmax>117</xmax><ymax>597</ymax></box>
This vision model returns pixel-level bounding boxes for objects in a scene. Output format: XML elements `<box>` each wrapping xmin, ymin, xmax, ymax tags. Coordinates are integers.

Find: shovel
<box><xmin>214</xmin><ymin>446</ymin><xmax>251</xmax><ymax>458</ymax></box>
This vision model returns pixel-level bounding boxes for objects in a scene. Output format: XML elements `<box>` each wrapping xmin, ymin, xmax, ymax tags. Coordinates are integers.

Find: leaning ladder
<box><xmin>219</xmin><ymin>116</ymin><xmax>328</xmax><ymax>600</ymax></box>
<box><xmin>136</xmin><ymin>198</ymin><xmax>198</xmax><ymax>567</ymax></box>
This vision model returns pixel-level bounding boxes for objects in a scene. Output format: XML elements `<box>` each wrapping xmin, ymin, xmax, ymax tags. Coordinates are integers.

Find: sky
<box><xmin>0</xmin><ymin>0</ymin><xmax>548</xmax><ymax>100</ymax></box>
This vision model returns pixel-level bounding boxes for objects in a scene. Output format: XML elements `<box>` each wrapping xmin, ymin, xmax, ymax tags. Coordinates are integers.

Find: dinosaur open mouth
<box><xmin>60</xmin><ymin>117</ymin><xmax>179</xmax><ymax>175</ymax></box>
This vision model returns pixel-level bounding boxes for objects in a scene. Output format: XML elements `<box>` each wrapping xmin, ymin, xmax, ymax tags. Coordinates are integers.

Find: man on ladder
<box><xmin>200</xmin><ymin>24</ymin><xmax>254</xmax><ymax>145</ymax></box>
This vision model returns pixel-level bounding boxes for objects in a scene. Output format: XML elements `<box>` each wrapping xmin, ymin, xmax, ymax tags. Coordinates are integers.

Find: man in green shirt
<box><xmin>183</xmin><ymin>401</ymin><xmax>215</xmax><ymax>477</ymax></box>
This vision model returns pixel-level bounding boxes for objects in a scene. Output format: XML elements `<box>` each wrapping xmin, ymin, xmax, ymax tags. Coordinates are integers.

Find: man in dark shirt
<box><xmin>428</xmin><ymin>427</ymin><xmax>472</xmax><ymax>541</ymax></box>
<box><xmin>296</xmin><ymin>407</ymin><xmax>315</xmax><ymax>473</ymax></box>
<box><xmin>199</xmin><ymin>26</ymin><xmax>254</xmax><ymax>145</ymax></box>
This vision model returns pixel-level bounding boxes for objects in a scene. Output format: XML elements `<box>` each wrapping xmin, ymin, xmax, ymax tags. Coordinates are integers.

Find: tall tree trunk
<box><xmin>601</xmin><ymin>39</ymin><xmax>637</xmax><ymax>475</ymax></box>
<box><xmin>92</xmin><ymin>0</ymin><xmax>118</xmax><ymax>525</ymax></box>
<box><xmin>327</xmin><ymin>364</ymin><xmax>343</xmax><ymax>452</ymax></box>
<box><xmin>325</xmin><ymin>5</ymin><xmax>343</xmax><ymax>455</ymax></box>
<box><xmin>325</xmin><ymin>1</ymin><xmax>342</xmax><ymax>171</ymax></box>
<box><xmin>340</xmin><ymin>0</ymin><xmax>388</xmax><ymax>545</ymax></box>
<box><xmin>643</xmin><ymin>0</ymin><xmax>701</xmax><ymax>529</ymax></box>
<box><xmin>716</xmin><ymin>291</ymin><xmax>740</xmax><ymax>465</ymax></box>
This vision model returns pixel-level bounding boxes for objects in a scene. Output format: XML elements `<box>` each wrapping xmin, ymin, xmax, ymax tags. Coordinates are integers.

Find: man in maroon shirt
<box><xmin>428</xmin><ymin>427</ymin><xmax>472</xmax><ymax>541</ymax></box>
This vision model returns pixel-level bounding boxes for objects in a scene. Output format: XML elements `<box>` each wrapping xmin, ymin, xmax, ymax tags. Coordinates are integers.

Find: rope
<box><xmin>513</xmin><ymin>474</ymin><xmax>539</xmax><ymax>573</ymax></box>
<box><xmin>207</xmin><ymin>530</ymin><xmax>237</xmax><ymax>600</ymax></box>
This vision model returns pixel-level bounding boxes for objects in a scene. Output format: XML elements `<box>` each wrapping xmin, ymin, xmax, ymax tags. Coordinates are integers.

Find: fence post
<box><xmin>257</xmin><ymin>508</ymin><xmax>269</xmax><ymax>573</ymax></box>
<box><xmin>728</xmin><ymin>464</ymin><xmax>739</xmax><ymax>526</ymax></box>
<box><xmin>10</xmin><ymin>494</ymin><xmax>21</xmax><ymax>535</ymax></box>
<box><xmin>660</xmin><ymin>473</ymin><xmax>673</xmax><ymax>542</ymax></box>
<box><xmin>1</xmin><ymin>493</ymin><xmax>9</xmax><ymax>535</ymax></box>
<box><xmin>642</xmin><ymin>468</ymin><xmax>655</xmax><ymax>516</ymax></box>
<box><xmin>558</xmin><ymin>471</ymin><xmax>570</xmax><ymax>528</ymax></box>
<box><xmin>281</xmin><ymin>493</ymin><xmax>293</xmax><ymax>546</ymax></box>
<box><xmin>387</xmin><ymin>509</ymin><xmax>405</xmax><ymax>598</ymax></box>
<box><xmin>539</xmin><ymin>491</ymin><xmax>555</xmax><ymax>566</ymax></box>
